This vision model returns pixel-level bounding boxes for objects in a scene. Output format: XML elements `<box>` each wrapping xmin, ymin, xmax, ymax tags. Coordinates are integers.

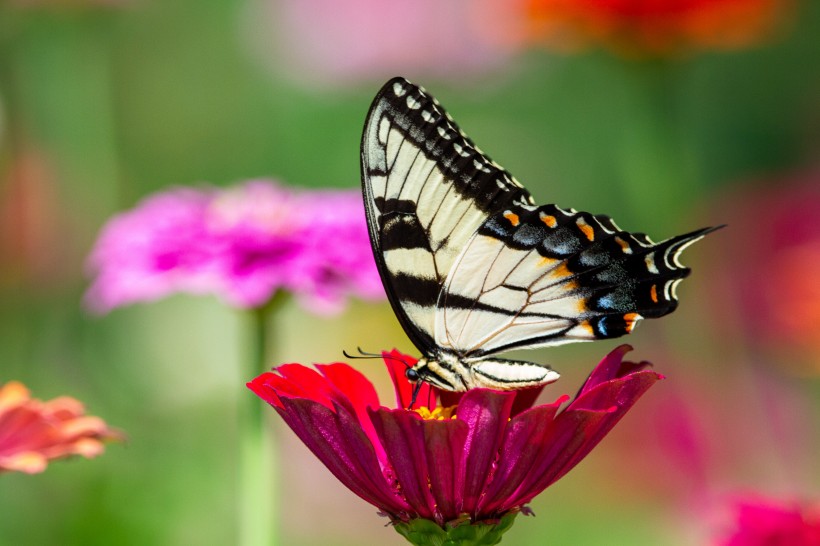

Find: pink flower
<box><xmin>0</xmin><ymin>381</ymin><xmax>121</xmax><ymax>474</ymax></box>
<box><xmin>710</xmin><ymin>169</ymin><xmax>820</xmax><ymax>368</ymax></box>
<box><xmin>246</xmin><ymin>0</ymin><xmax>514</xmax><ymax>86</ymax></box>
<box><xmin>85</xmin><ymin>187</ymin><xmax>217</xmax><ymax>312</ymax></box>
<box><xmin>717</xmin><ymin>496</ymin><xmax>820</xmax><ymax>546</ymax></box>
<box><xmin>283</xmin><ymin>190</ymin><xmax>386</xmax><ymax>314</ymax></box>
<box><xmin>85</xmin><ymin>180</ymin><xmax>384</xmax><ymax>315</ymax></box>
<box><xmin>248</xmin><ymin>345</ymin><xmax>661</xmax><ymax>526</ymax></box>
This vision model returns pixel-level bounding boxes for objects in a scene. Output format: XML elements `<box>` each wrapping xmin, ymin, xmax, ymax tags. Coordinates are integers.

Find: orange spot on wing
<box><xmin>581</xmin><ymin>320</ymin><xmax>595</xmax><ymax>335</ymax></box>
<box><xmin>615</xmin><ymin>236</ymin><xmax>631</xmax><ymax>253</ymax></box>
<box><xmin>538</xmin><ymin>256</ymin><xmax>556</xmax><ymax>267</ymax></box>
<box><xmin>504</xmin><ymin>212</ymin><xmax>520</xmax><ymax>226</ymax></box>
<box><xmin>541</xmin><ymin>214</ymin><xmax>557</xmax><ymax>228</ymax></box>
<box><xmin>623</xmin><ymin>313</ymin><xmax>641</xmax><ymax>333</ymax></box>
<box><xmin>552</xmin><ymin>263</ymin><xmax>572</xmax><ymax>278</ymax></box>
<box><xmin>650</xmin><ymin>284</ymin><xmax>658</xmax><ymax>303</ymax></box>
<box><xmin>578</xmin><ymin>222</ymin><xmax>594</xmax><ymax>241</ymax></box>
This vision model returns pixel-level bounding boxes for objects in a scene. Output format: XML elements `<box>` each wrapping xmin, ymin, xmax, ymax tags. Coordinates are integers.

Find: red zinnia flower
<box><xmin>0</xmin><ymin>381</ymin><xmax>121</xmax><ymax>474</ymax></box>
<box><xmin>249</xmin><ymin>345</ymin><xmax>661</xmax><ymax>537</ymax></box>
<box><xmin>512</xmin><ymin>0</ymin><xmax>793</xmax><ymax>56</ymax></box>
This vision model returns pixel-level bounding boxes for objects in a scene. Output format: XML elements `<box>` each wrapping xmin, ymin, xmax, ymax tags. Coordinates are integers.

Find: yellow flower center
<box><xmin>413</xmin><ymin>406</ymin><xmax>457</xmax><ymax>420</ymax></box>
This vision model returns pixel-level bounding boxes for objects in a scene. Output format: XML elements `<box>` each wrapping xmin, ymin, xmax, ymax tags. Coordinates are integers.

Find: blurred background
<box><xmin>1</xmin><ymin>0</ymin><xmax>818</xmax><ymax>544</ymax></box>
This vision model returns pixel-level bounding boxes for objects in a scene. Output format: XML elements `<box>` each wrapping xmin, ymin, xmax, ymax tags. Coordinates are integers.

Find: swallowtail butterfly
<box><xmin>361</xmin><ymin>77</ymin><xmax>719</xmax><ymax>392</ymax></box>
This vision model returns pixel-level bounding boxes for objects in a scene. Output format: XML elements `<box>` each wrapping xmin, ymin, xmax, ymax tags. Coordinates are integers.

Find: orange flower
<box><xmin>0</xmin><ymin>381</ymin><xmax>121</xmax><ymax>474</ymax></box>
<box><xmin>511</xmin><ymin>0</ymin><xmax>793</xmax><ymax>55</ymax></box>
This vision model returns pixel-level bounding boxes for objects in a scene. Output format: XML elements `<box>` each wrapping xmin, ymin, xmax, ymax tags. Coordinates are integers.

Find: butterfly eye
<box><xmin>405</xmin><ymin>368</ymin><xmax>420</xmax><ymax>382</ymax></box>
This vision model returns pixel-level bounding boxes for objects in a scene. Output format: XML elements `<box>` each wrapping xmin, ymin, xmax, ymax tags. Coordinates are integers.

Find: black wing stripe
<box><xmin>361</xmin><ymin>77</ymin><xmax>536</xmax><ymax>355</ymax></box>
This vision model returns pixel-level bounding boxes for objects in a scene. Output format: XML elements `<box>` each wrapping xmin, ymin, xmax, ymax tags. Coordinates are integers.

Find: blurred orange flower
<box><xmin>508</xmin><ymin>0</ymin><xmax>793</xmax><ymax>55</ymax></box>
<box><xmin>0</xmin><ymin>381</ymin><xmax>121</xmax><ymax>474</ymax></box>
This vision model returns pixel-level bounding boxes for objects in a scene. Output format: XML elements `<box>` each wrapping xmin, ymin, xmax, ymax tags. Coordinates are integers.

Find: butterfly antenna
<box><xmin>342</xmin><ymin>349</ymin><xmax>367</xmax><ymax>359</ymax></box>
<box><xmin>342</xmin><ymin>348</ymin><xmax>412</xmax><ymax>369</ymax></box>
<box><xmin>342</xmin><ymin>347</ymin><xmax>383</xmax><ymax>360</ymax></box>
<box><xmin>408</xmin><ymin>380</ymin><xmax>423</xmax><ymax>409</ymax></box>
<box><xmin>356</xmin><ymin>347</ymin><xmax>383</xmax><ymax>357</ymax></box>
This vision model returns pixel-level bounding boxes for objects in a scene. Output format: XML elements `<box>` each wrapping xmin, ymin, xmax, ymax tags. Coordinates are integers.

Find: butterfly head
<box><xmin>404</xmin><ymin>366</ymin><xmax>421</xmax><ymax>383</ymax></box>
<box><xmin>406</xmin><ymin>356</ymin><xmax>462</xmax><ymax>392</ymax></box>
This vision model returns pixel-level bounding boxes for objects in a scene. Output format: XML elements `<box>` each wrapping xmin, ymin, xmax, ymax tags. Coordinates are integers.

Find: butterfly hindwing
<box><xmin>437</xmin><ymin>203</ymin><xmax>718</xmax><ymax>356</ymax></box>
<box><xmin>361</xmin><ymin>77</ymin><xmax>533</xmax><ymax>354</ymax></box>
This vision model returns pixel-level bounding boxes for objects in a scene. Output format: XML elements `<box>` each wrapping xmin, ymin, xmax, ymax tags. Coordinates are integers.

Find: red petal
<box><xmin>477</xmin><ymin>401</ymin><xmax>562</xmax><ymax>515</ymax></box>
<box><xmin>571</xmin><ymin>370</ymin><xmax>662</xmax><ymax>413</ymax></box>
<box><xmin>456</xmin><ymin>389</ymin><xmax>516</xmax><ymax>516</ymax></box>
<box><xmin>422</xmin><ymin>418</ymin><xmax>469</xmax><ymax>523</ymax></box>
<box><xmin>316</xmin><ymin>363</ymin><xmax>381</xmax><ymax>409</ymax></box>
<box><xmin>510</xmin><ymin>386</ymin><xmax>546</xmax><ymax>416</ymax></box>
<box><xmin>505</xmin><ymin>408</ymin><xmax>610</xmax><ymax>509</ymax></box>
<box><xmin>277</xmin><ymin>397</ymin><xmax>410</xmax><ymax>517</ymax></box>
<box><xmin>369</xmin><ymin>409</ymin><xmax>437</xmax><ymax>520</ymax></box>
<box><xmin>316</xmin><ymin>363</ymin><xmax>386</xmax><ymax>456</ymax></box>
<box><xmin>276</xmin><ymin>364</ymin><xmax>338</xmax><ymax>408</ymax></box>
<box><xmin>245</xmin><ymin>372</ymin><xmax>282</xmax><ymax>408</ymax></box>
<box><xmin>508</xmin><ymin>371</ymin><xmax>662</xmax><ymax>507</ymax></box>
<box><xmin>246</xmin><ymin>372</ymin><xmax>291</xmax><ymax>409</ymax></box>
<box><xmin>577</xmin><ymin>344</ymin><xmax>633</xmax><ymax>396</ymax></box>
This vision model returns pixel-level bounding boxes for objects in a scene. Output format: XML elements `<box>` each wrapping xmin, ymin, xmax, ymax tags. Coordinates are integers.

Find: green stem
<box><xmin>238</xmin><ymin>299</ymin><xmax>283</xmax><ymax>546</ymax></box>
<box><xmin>394</xmin><ymin>513</ymin><xmax>519</xmax><ymax>546</ymax></box>
<box><xmin>615</xmin><ymin>59</ymin><xmax>697</xmax><ymax>232</ymax></box>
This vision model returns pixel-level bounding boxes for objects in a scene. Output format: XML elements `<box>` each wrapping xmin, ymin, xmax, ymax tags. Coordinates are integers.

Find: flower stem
<box><xmin>393</xmin><ymin>513</ymin><xmax>519</xmax><ymax>546</ymax></box>
<box><xmin>238</xmin><ymin>298</ymin><xmax>283</xmax><ymax>546</ymax></box>
<box><xmin>615</xmin><ymin>59</ymin><xmax>697</xmax><ymax>232</ymax></box>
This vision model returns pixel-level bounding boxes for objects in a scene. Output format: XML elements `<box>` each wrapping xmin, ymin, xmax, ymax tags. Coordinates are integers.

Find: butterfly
<box><xmin>360</xmin><ymin>77</ymin><xmax>720</xmax><ymax>393</ymax></box>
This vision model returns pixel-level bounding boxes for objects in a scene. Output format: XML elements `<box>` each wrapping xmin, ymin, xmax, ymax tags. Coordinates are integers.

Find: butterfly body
<box><xmin>361</xmin><ymin>77</ymin><xmax>718</xmax><ymax>392</ymax></box>
<box><xmin>409</xmin><ymin>353</ymin><xmax>560</xmax><ymax>392</ymax></box>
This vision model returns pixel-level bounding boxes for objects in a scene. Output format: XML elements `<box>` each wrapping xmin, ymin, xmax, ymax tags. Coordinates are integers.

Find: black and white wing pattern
<box><xmin>437</xmin><ymin>206</ymin><xmax>718</xmax><ymax>357</ymax></box>
<box><xmin>361</xmin><ymin>77</ymin><xmax>534</xmax><ymax>355</ymax></box>
<box><xmin>361</xmin><ymin>77</ymin><xmax>718</xmax><ymax>363</ymax></box>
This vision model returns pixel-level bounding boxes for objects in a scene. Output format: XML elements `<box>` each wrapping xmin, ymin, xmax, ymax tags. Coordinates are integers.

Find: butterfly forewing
<box><xmin>361</xmin><ymin>77</ymin><xmax>533</xmax><ymax>354</ymax></box>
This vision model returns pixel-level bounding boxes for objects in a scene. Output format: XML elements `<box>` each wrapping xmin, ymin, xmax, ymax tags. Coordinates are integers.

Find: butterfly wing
<box><xmin>361</xmin><ymin>77</ymin><xmax>533</xmax><ymax>354</ymax></box>
<box><xmin>436</xmin><ymin>203</ymin><xmax>720</xmax><ymax>357</ymax></box>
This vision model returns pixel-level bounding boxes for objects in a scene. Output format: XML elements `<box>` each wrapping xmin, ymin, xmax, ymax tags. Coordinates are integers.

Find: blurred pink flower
<box><xmin>247</xmin><ymin>0</ymin><xmax>515</xmax><ymax>86</ymax></box>
<box><xmin>711</xmin><ymin>169</ymin><xmax>820</xmax><ymax>368</ymax></box>
<box><xmin>85</xmin><ymin>187</ymin><xmax>218</xmax><ymax>311</ymax></box>
<box><xmin>0</xmin><ymin>381</ymin><xmax>121</xmax><ymax>474</ymax></box>
<box><xmin>85</xmin><ymin>180</ymin><xmax>384</xmax><ymax>315</ymax></box>
<box><xmin>717</xmin><ymin>496</ymin><xmax>820</xmax><ymax>546</ymax></box>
